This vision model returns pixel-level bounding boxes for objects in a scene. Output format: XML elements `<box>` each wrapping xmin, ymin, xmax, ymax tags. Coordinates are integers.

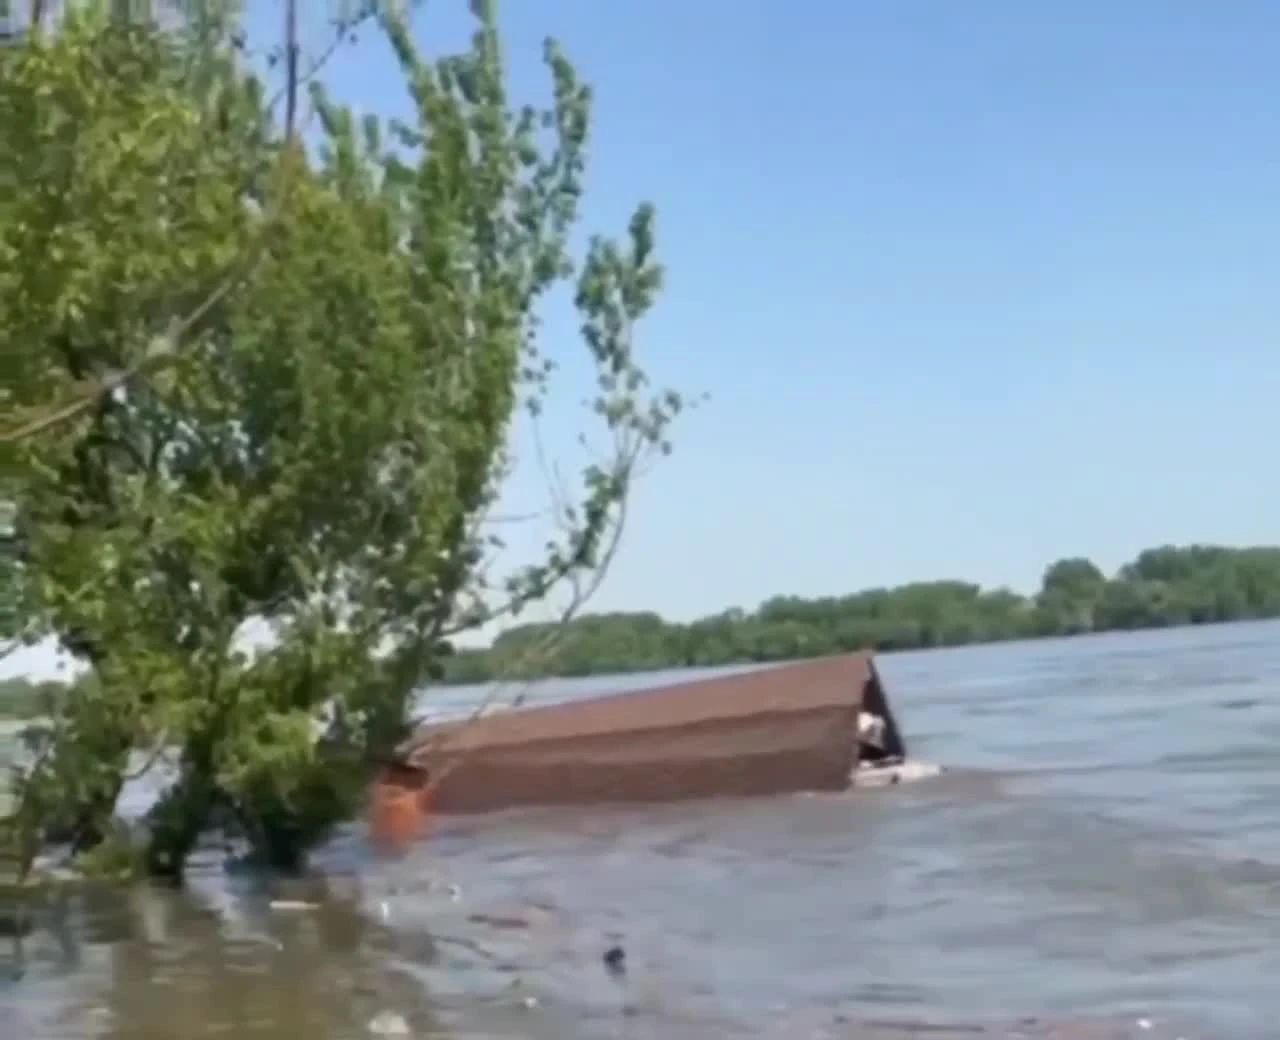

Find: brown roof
<box><xmin>404</xmin><ymin>652</ymin><xmax>876</xmax><ymax>756</ymax></box>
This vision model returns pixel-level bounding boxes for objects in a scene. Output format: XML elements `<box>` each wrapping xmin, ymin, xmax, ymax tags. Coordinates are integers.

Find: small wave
<box><xmin>854</xmin><ymin>760</ymin><xmax>948</xmax><ymax>787</ymax></box>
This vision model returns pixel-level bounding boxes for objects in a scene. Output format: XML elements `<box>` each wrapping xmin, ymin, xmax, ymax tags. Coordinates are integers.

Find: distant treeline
<box><xmin>0</xmin><ymin>675</ymin><xmax>64</xmax><ymax>720</ymax></box>
<box><xmin>442</xmin><ymin>544</ymin><xmax>1280</xmax><ymax>682</ymax></box>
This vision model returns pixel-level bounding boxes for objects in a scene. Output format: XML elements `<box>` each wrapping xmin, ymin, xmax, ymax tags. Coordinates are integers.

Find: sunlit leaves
<box><xmin>0</xmin><ymin>4</ymin><xmax>256</xmax><ymax>437</ymax></box>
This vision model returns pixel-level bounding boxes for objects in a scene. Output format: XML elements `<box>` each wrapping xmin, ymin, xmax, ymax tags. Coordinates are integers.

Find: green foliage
<box><xmin>1</xmin><ymin>500</ymin><xmax>20</xmax><ymax>645</ymax></box>
<box><xmin>444</xmin><ymin>544</ymin><xmax>1280</xmax><ymax>680</ymax></box>
<box><xmin>0</xmin><ymin>677</ymin><xmax>68</xmax><ymax>720</ymax></box>
<box><xmin>1</xmin><ymin>1</ymin><xmax>682</xmax><ymax>877</ymax></box>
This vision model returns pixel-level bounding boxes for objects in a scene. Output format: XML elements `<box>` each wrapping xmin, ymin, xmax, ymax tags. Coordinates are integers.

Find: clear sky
<box><xmin>331</xmin><ymin>0</ymin><xmax>1276</xmax><ymax>625</ymax></box>
<box><xmin>5</xmin><ymin>1</ymin><xmax>1279</xmax><ymax>677</ymax></box>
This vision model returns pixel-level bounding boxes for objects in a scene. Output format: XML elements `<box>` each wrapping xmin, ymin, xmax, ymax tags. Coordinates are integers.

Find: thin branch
<box><xmin>409</xmin><ymin>293</ymin><xmax>660</xmax><ymax>783</ymax></box>
<box><xmin>120</xmin><ymin>728</ymin><xmax>172</xmax><ymax>783</ymax></box>
<box><xmin>5</xmin><ymin>714</ymin><xmax>62</xmax><ymax>888</ymax></box>
<box><xmin>282</xmin><ymin>0</ymin><xmax>298</xmax><ymax>141</ymax></box>
<box><xmin>407</xmin><ymin>409</ymin><xmax>642</xmax><ymax>782</ymax></box>
<box><xmin>1</xmin><ymin>271</ymin><xmax>243</xmax><ymax>444</ymax></box>
<box><xmin>437</xmin><ymin>407</ymin><xmax>645</xmax><ymax>641</ymax></box>
<box><xmin>0</xmin><ymin>0</ymin><xmax>375</xmax><ymax>447</ymax></box>
<box><xmin>410</xmin><ymin>470</ymin><xmax>632</xmax><ymax>792</ymax></box>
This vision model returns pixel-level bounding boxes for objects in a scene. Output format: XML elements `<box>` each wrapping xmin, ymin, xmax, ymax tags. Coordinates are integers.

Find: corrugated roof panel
<box><xmin>411</xmin><ymin>660</ymin><xmax>787</xmax><ymax>724</ymax></box>
<box><xmin>405</xmin><ymin>654</ymin><xmax>872</xmax><ymax>752</ymax></box>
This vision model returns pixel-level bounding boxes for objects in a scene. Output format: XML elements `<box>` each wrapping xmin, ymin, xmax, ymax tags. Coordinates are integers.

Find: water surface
<box><xmin>5</xmin><ymin>621</ymin><xmax>1280</xmax><ymax>1039</ymax></box>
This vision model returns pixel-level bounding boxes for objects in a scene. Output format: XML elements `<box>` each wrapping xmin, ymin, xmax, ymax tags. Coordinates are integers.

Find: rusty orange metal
<box><xmin>367</xmin><ymin>760</ymin><xmax>432</xmax><ymax>849</ymax></box>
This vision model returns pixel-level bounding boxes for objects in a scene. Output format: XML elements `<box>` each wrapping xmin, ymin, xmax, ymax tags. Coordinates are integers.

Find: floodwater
<box><xmin>4</xmin><ymin>620</ymin><xmax>1280</xmax><ymax>1039</ymax></box>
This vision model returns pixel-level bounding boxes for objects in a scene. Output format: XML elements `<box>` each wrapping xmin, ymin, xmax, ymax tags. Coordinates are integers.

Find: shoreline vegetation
<box><xmin>5</xmin><ymin>544</ymin><xmax>1280</xmax><ymax>723</ymax></box>
<box><xmin>0</xmin><ymin>678</ymin><xmax>63</xmax><ymax>722</ymax></box>
<box><xmin>439</xmin><ymin>544</ymin><xmax>1280</xmax><ymax>683</ymax></box>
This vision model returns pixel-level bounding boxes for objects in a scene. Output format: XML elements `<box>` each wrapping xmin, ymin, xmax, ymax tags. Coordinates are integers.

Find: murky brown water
<box><xmin>6</xmin><ymin>621</ymin><xmax>1280</xmax><ymax>1038</ymax></box>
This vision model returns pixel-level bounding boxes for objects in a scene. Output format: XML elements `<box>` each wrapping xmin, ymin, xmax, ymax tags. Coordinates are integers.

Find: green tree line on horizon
<box><xmin>440</xmin><ymin>544</ymin><xmax>1280</xmax><ymax>682</ymax></box>
<box><xmin>0</xmin><ymin>676</ymin><xmax>65</xmax><ymax>721</ymax></box>
<box><xmin>7</xmin><ymin>543</ymin><xmax>1278</xmax><ymax>722</ymax></box>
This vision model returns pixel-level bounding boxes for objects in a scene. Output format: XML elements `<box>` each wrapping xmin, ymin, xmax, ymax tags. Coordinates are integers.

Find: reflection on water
<box><xmin>6</xmin><ymin>620</ymin><xmax>1280</xmax><ymax>1038</ymax></box>
<box><xmin>3</xmin><ymin>866</ymin><xmax>442</xmax><ymax>1040</ymax></box>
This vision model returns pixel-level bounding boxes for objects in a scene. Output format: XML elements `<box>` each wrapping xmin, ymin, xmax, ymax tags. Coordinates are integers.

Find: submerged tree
<box><xmin>1</xmin><ymin>0</ymin><xmax>683</xmax><ymax>877</ymax></box>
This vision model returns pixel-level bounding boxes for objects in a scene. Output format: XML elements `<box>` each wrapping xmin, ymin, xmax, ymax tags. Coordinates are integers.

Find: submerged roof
<box><xmin>404</xmin><ymin>652</ymin><xmax>877</xmax><ymax>757</ymax></box>
<box><xmin>409</xmin><ymin>660</ymin><xmax>780</xmax><ymax>725</ymax></box>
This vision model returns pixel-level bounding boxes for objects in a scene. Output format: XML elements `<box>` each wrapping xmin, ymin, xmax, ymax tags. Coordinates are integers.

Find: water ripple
<box><xmin>7</xmin><ymin>619</ymin><xmax>1280</xmax><ymax>1038</ymax></box>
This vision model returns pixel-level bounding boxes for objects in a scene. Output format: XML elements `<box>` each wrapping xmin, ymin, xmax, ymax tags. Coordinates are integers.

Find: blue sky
<box><xmin>5</xmin><ymin>1</ymin><xmax>1279</xmax><ymax>677</ymax></box>
<box><xmin>332</xmin><ymin>0</ymin><xmax>1275</xmax><ymax>625</ymax></box>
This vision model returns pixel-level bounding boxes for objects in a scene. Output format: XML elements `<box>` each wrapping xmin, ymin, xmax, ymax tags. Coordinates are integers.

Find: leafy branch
<box><xmin>1</xmin><ymin>0</ymin><xmax>686</xmax><ymax>878</ymax></box>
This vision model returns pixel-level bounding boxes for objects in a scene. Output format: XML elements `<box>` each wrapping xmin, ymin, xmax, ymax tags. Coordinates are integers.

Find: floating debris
<box><xmin>367</xmin><ymin>1009</ymin><xmax>410</xmax><ymax>1036</ymax></box>
<box><xmin>603</xmin><ymin>944</ymin><xmax>626</xmax><ymax>976</ymax></box>
<box><xmin>268</xmin><ymin>899</ymin><xmax>319</xmax><ymax>912</ymax></box>
<box><xmin>389</xmin><ymin>652</ymin><xmax>912</xmax><ymax>814</ymax></box>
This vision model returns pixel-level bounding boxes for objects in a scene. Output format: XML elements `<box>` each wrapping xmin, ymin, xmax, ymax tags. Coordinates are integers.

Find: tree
<box><xmin>1</xmin><ymin>1</ymin><xmax>683</xmax><ymax>878</ymax></box>
<box><xmin>1039</xmin><ymin>557</ymin><xmax>1106</xmax><ymax>601</ymax></box>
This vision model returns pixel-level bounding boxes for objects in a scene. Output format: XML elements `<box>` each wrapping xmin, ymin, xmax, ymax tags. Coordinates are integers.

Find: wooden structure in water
<box><xmin>369</xmin><ymin>653</ymin><xmax>907</xmax><ymax>824</ymax></box>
